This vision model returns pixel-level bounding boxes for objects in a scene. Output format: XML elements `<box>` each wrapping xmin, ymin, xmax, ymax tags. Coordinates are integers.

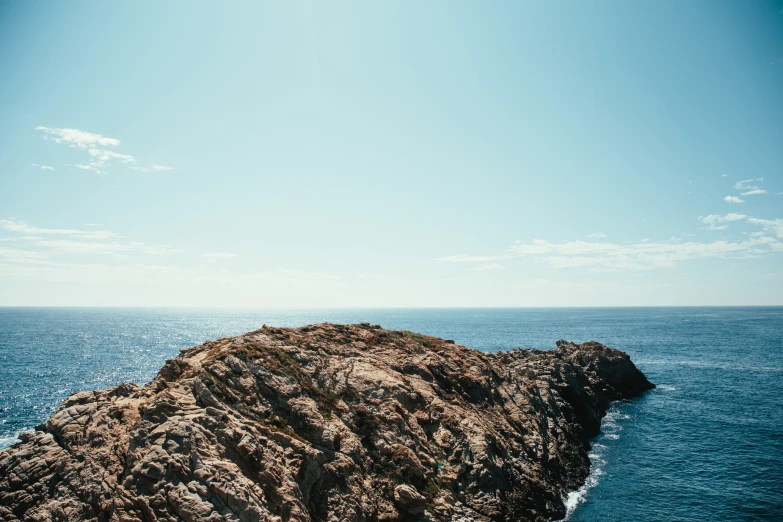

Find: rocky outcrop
<box><xmin>0</xmin><ymin>324</ymin><xmax>653</xmax><ymax>522</ymax></box>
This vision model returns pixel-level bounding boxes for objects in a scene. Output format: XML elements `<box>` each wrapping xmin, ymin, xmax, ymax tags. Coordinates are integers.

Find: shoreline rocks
<box><xmin>0</xmin><ymin>323</ymin><xmax>653</xmax><ymax>521</ymax></box>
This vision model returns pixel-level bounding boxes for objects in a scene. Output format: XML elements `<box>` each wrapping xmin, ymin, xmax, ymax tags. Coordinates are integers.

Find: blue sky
<box><xmin>1</xmin><ymin>0</ymin><xmax>782</xmax><ymax>306</ymax></box>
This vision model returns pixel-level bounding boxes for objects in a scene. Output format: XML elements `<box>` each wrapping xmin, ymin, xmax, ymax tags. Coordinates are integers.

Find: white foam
<box><xmin>561</xmin><ymin>467</ymin><xmax>602</xmax><ymax>520</ymax></box>
<box><xmin>0</xmin><ymin>433</ymin><xmax>20</xmax><ymax>450</ymax></box>
<box><xmin>656</xmin><ymin>384</ymin><xmax>677</xmax><ymax>391</ymax></box>
<box><xmin>557</xmin><ymin>405</ymin><xmax>628</xmax><ymax>521</ymax></box>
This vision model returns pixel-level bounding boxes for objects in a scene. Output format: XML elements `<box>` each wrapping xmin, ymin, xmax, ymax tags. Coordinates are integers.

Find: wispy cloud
<box><xmin>36</xmin><ymin>126</ymin><xmax>120</xmax><ymax>148</ymax></box>
<box><xmin>698</xmin><ymin>213</ymin><xmax>747</xmax><ymax>230</ymax></box>
<box><xmin>506</xmin><ymin>236</ymin><xmax>779</xmax><ymax>271</ymax></box>
<box><xmin>431</xmin><ymin>231</ymin><xmax>782</xmax><ymax>273</ymax></box>
<box><xmin>587</xmin><ymin>232</ymin><xmax>607</xmax><ymax>238</ymax></box>
<box><xmin>724</xmin><ymin>195</ymin><xmax>744</xmax><ymax>204</ymax></box>
<box><xmin>201</xmin><ymin>252</ymin><xmax>238</xmax><ymax>259</ymax></box>
<box><xmin>747</xmin><ymin>218</ymin><xmax>783</xmax><ymax>240</ymax></box>
<box><xmin>432</xmin><ymin>254</ymin><xmax>512</xmax><ymax>264</ymax></box>
<box><xmin>0</xmin><ymin>262</ymin><xmax>343</xmax><ymax>293</ymax></box>
<box><xmin>0</xmin><ymin>220</ymin><xmax>366</xmax><ymax>306</ymax></box>
<box><xmin>88</xmin><ymin>148</ymin><xmax>136</xmax><ymax>164</ymax></box>
<box><xmin>74</xmin><ymin>164</ymin><xmax>106</xmax><ymax>174</ymax></box>
<box><xmin>0</xmin><ymin>219</ymin><xmax>179</xmax><ymax>256</ymax></box>
<box><xmin>31</xmin><ymin>163</ymin><xmax>54</xmax><ymax>171</ymax></box>
<box><xmin>36</xmin><ymin>126</ymin><xmax>171</xmax><ymax>174</ymax></box>
<box><xmin>734</xmin><ymin>178</ymin><xmax>764</xmax><ymax>189</ymax></box>
<box><xmin>246</xmin><ymin>268</ymin><xmax>342</xmax><ymax>283</ymax></box>
<box><xmin>0</xmin><ymin>219</ymin><xmax>115</xmax><ymax>239</ymax></box>
<box><xmin>129</xmin><ymin>165</ymin><xmax>173</xmax><ymax>172</ymax></box>
<box><xmin>734</xmin><ymin>178</ymin><xmax>767</xmax><ymax>196</ymax></box>
<box><xmin>471</xmin><ymin>263</ymin><xmax>506</xmax><ymax>271</ymax></box>
<box><xmin>0</xmin><ymin>247</ymin><xmax>51</xmax><ymax>264</ymax></box>
<box><xmin>29</xmin><ymin>238</ymin><xmax>180</xmax><ymax>256</ymax></box>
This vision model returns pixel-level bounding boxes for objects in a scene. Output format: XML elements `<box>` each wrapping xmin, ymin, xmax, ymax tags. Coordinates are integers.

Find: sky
<box><xmin>1</xmin><ymin>0</ymin><xmax>782</xmax><ymax>307</ymax></box>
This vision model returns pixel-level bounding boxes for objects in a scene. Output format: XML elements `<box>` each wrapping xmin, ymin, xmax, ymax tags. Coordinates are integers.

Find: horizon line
<box><xmin>1</xmin><ymin>305</ymin><xmax>782</xmax><ymax>309</ymax></box>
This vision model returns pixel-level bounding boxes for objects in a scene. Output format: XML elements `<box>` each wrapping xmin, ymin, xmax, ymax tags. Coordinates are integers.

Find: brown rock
<box><xmin>0</xmin><ymin>324</ymin><xmax>653</xmax><ymax>521</ymax></box>
<box><xmin>394</xmin><ymin>484</ymin><xmax>427</xmax><ymax>515</ymax></box>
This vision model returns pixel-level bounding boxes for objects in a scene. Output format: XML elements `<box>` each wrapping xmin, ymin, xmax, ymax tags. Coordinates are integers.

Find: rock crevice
<box><xmin>0</xmin><ymin>324</ymin><xmax>653</xmax><ymax>521</ymax></box>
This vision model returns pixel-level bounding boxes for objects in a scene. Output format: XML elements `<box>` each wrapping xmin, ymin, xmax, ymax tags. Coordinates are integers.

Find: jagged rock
<box><xmin>394</xmin><ymin>484</ymin><xmax>427</xmax><ymax>515</ymax></box>
<box><xmin>0</xmin><ymin>324</ymin><xmax>653</xmax><ymax>522</ymax></box>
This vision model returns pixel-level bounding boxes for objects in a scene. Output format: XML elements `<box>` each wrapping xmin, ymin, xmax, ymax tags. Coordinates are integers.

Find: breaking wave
<box><xmin>560</xmin><ymin>406</ymin><xmax>629</xmax><ymax>520</ymax></box>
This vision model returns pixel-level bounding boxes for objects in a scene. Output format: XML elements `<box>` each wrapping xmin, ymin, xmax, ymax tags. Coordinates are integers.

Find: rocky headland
<box><xmin>0</xmin><ymin>323</ymin><xmax>653</xmax><ymax>522</ymax></box>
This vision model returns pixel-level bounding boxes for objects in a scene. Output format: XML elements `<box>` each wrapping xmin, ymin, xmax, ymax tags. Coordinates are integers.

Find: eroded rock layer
<box><xmin>0</xmin><ymin>323</ymin><xmax>653</xmax><ymax>522</ymax></box>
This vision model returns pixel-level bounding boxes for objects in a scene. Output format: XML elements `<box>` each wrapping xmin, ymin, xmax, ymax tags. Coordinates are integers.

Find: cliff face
<box><xmin>0</xmin><ymin>324</ymin><xmax>653</xmax><ymax>522</ymax></box>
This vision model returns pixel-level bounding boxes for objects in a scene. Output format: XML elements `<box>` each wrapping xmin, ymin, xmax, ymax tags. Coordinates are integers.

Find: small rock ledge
<box><xmin>0</xmin><ymin>324</ymin><xmax>653</xmax><ymax>521</ymax></box>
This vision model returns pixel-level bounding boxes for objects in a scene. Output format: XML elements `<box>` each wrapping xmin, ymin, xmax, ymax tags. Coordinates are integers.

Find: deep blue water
<box><xmin>0</xmin><ymin>307</ymin><xmax>781</xmax><ymax>521</ymax></box>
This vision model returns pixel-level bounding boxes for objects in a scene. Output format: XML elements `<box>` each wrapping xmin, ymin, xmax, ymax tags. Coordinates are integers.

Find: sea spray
<box><xmin>561</xmin><ymin>404</ymin><xmax>631</xmax><ymax>520</ymax></box>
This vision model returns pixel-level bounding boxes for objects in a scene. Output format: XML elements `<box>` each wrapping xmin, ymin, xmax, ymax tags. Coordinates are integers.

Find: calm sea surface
<box><xmin>0</xmin><ymin>307</ymin><xmax>781</xmax><ymax>521</ymax></box>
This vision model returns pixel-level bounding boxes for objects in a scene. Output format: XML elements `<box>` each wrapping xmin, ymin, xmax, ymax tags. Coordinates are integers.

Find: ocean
<box><xmin>0</xmin><ymin>307</ymin><xmax>781</xmax><ymax>521</ymax></box>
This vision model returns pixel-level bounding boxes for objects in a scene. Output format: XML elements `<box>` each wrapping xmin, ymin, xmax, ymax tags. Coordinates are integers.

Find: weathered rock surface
<box><xmin>0</xmin><ymin>324</ymin><xmax>653</xmax><ymax>522</ymax></box>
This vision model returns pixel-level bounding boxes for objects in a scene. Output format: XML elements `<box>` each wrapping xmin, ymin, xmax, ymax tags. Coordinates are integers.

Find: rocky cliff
<box><xmin>0</xmin><ymin>324</ymin><xmax>653</xmax><ymax>522</ymax></box>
